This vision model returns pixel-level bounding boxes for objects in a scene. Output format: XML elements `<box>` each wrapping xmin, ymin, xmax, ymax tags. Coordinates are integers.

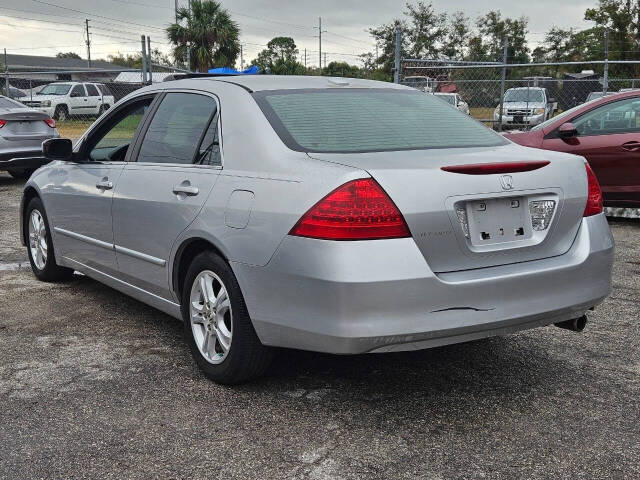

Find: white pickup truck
<box><xmin>493</xmin><ymin>87</ymin><xmax>557</xmax><ymax>129</ymax></box>
<box><xmin>22</xmin><ymin>82</ymin><xmax>115</xmax><ymax>121</ymax></box>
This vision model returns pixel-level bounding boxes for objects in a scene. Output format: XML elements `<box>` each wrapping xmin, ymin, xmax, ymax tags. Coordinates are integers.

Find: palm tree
<box><xmin>167</xmin><ymin>0</ymin><xmax>240</xmax><ymax>72</ymax></box>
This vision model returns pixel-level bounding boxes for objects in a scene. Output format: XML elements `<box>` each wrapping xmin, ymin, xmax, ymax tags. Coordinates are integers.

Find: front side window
<box><xmin>85</xmin><ymin>84</ymin><xmax>99</xmax><ymax>96</ymax></box>
<box><xmin>70</xmin><ymin>85</ymin><xmax>86</xmax><ymax>97</ymax></box>
<box><xmin>254</xmin><ymin>88</ymin><xmax>506</xmax><ymax>153</ymax></box>
<box><xmin>39</xmin><ymin>84</ymin><xmax>71</xmax><ymax>95</ymax></box>
<box><xmin>88</xmin><ymin>98</ymin><xmax>152</xmax><ymax>161</ymax></box>
<box><xmin>573</xmin><ymin>97</ymin><xmax>640</xmax><ymax>136</ymax></box>
<box><xmin>136</xmin><ymin>93</ymin><xmax>216</xmax><ymax>164</ymax></box>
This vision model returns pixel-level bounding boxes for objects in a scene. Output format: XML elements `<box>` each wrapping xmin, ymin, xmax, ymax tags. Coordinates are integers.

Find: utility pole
<box><xmin>603</xmin><ymin>29</ymin><xmax>609</xmax><ymax>94</ymax></box>
<box><xmin>85</xmin><ymin>19</ymin><xmax>91</xmax><ymax>68</ymax></box>
<box><xmin>240</xmin><ymin>44</ymin><xmax>244</xmax><ymax>70</ymax></box>
<box><xmin>175</xmin><ymin>0</ymin><xmax>178</xmax><ymax>23</ymax></box>
<box><xmin>147</xmin><ymin>36</ymin><xmax>153</xmax><ymax>82</ymax></box>
<box><xmin>315</xmin><ymin>17</ymin><xmax>326</xmax><ymax>74</ymax></box>
<box><xmin>498</xmin><ymin>35</ymin><xmax>509</xmax><ymax>132</ymax></box>
<box><xmin>141</xmin><ymin>35</ymin><xmax>147</xmax><ymax>84</ymax></box>
<box><xmin>186</xmin><ymin>0</ymin><xmax>191</xmax><ymax>71</ymax></box>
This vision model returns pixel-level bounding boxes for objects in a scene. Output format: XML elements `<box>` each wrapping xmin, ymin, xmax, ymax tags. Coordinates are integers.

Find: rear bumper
<box><xmin>232</xmin><ymin>214</ymin><xmax>614</xmax><ymax>354</ymax></box>
<box><xmin>0</xmin><ymin>149</ymin><xmax>49</xmax><ymax>169</ymax></box>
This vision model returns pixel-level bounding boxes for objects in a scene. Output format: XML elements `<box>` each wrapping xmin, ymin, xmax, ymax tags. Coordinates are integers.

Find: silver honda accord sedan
<box><xmin>20</xmin><ymin>75</ymin><xmax>614</xmax><ymax>384</ymax></box>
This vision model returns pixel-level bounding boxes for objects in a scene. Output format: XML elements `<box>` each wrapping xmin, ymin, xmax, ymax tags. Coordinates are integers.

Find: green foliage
<box><xmin>251</xmin><ymin>37</ymin><xmax>306</xmax><ymax>75</ymax></box>
<box><xmin>55</xmin><ymin>52</ymin><xmax>81</xmax><ymax>59</ymax></box>
<box><xmin>322</xmin><ymin>61</ymin><xmax>361</xmax><ymax>78</ymax></box>
<box><xmin>106</xmin><ymin>49</ymin><xmax>172</xmax><ymax>70</ymax></box>
<box><xmin>167</xmin><ymin>0</ymin><xmax>240</xmax><ymax>72</ymax></box>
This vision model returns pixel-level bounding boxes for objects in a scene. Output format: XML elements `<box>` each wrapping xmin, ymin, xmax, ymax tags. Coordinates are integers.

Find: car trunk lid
<box><xmin>308</xmin><ymin>144</ymin><xmax>588</xmax><ymax>272</ymax></box>
<box><xmin>0</xmin><ymin>108</ymin><xmax>53</xmax><ymax>142</ymax></box>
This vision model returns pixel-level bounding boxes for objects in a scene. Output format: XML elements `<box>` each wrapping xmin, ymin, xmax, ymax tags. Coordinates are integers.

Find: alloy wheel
<box><xmin>28</xmin><ymin>209</ymin><xmax>48</xmax><ymax>270</ymax></box>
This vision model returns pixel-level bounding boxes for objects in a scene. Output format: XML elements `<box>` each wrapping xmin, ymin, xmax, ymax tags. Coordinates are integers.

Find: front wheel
<box><xmin>25</xmin><ymin>197</ymin><xmax>74</xmax><ymax>282</ymax></box>
<box><xmin>181</xmin><ymin>251</ymin><xmax>273</xmax><ymax>384</ymax></box>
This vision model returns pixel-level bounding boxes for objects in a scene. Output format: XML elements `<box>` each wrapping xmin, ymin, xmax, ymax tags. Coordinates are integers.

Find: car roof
<box><xmin>160</xmin><ymin>75</ymin><xmax>413</xmax><ymax>93</ymax></box>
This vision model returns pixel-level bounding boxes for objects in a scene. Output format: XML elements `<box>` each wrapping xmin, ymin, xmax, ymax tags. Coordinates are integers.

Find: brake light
<box><xmin>290</xmin><ymin>178</ymin><xmax>410</xmax><ymax>240</ymax></box>
<box><xmin>0</xmin><ymin>120</ymin><xmax>5</xmax><ymax>128</ymax></box>
<box><xmin>44</xmin><ymin>118</ymin><xmax>56</xmax><ymax>128</ymax></box>
<box><xmin>441</xmin><ymin>161</ymin><xmax>550</xmax><ymax>175</ymax></box>
<box><xmin>584</xmin><ymin>163</ymin><xmax>603</xmax><ymax>217</ymax></box>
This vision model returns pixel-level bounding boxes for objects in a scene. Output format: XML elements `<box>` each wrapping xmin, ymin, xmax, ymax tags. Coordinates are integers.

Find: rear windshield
<box><xmin>254</xmin><ymin>88</ymin><xmax>506</xmax><ymax>153</ymax></box>
<box><xmin>0</xmin><ymin>97</ymin><xmax>23</xmax><ymax>108</ymax></box>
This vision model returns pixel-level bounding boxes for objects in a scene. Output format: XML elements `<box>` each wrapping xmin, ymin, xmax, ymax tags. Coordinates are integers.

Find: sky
<box><xmin>0</xmin><ymin>0</ymin><xmax>597</xmax><ymax>68</ymax></box>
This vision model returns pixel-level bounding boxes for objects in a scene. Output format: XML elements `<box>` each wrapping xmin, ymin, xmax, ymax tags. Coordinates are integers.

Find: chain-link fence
<box><xmin>1</xmin><ymin>67</ymin><xmax>185</xmax><ymax>139</ymax></box>
<box><xmin>399</xmin><ymin>59</ymin><xmax>640</xmax><ymax>131</ymax></box>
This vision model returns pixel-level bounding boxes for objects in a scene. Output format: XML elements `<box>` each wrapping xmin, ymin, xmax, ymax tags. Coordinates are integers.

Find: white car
<box><xmin>22</xmin><ymin>82</ymin><xmax>114</xmax><ymax>121</ymax></box>
<box><xmin>434</xmin><ymin>93</ymin><xmax>470</xmax><ymax>115</ymax></box>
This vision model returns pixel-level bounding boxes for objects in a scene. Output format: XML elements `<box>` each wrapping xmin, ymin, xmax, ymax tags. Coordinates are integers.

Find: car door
<box><xmin>68</xmin><ymin>84</ymin><xmax>89</xmax><ymax>117</ymax></box>
<box><xmin>541</xmin><ymin>95</ymin><xmax>640</xmax><ymax>205</ymax></box>
<box><xmin>111</xmin><ymin>91</ymin><xmax>221</xmax><ymax>299</ymax></box>
<box><xmin>84</xmin><ymin>83</ymin><xmax>101</xmax><ymax>114</ymax></box>
<box><xmin>46</xmin><ymin>95</ymin><xmax>155</xmax><ymax>276</ymax></box>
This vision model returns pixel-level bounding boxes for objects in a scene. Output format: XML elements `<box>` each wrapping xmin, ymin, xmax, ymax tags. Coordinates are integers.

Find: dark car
<box><xmin>505</xmin><ymin>91</ymin><xmax>640</xmax><ymax>207</ymax></box>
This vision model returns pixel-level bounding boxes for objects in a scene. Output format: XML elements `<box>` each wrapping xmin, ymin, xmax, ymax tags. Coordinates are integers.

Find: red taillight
<box><xmin>441</xmin><ymin>161</ymin><xmax>550</xmax><ymax>175</ymax></box>
<box><xmin>44</xmin><ymin>118</ymin><xmax>56</xmax><ymax>128</ymax></box>
<box><xmin>584</xmin><ymin>163</ymin><xmax>603</xmax><ymax>217</ymax></box>
<box><xmin>0</xmin><ymin>119</ymin><xmax>6</xmax><ymax>128</ymax></box>
<box><xmin>290</xmin><ymin>178</ymin><xmax>411</xmax><ymax>240</ymax></box>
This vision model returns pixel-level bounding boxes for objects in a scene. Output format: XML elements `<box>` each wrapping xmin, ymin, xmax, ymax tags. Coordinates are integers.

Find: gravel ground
<box><xmin>0</xmin><ymin>171</ymin><xmax>638</xmax><ymax>479</ymax></box>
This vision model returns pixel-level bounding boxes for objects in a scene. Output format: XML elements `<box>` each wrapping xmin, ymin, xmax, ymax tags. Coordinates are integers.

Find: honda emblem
<box><xmin>500</xmin><ymin>175</ymin><xmax>514</xmax><ymax>190</ymax></box>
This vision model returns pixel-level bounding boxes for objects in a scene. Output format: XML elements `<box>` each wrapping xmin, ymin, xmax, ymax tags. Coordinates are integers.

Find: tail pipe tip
<box><xmin>554</xmin><ymin>315</ymin><xmax>588</xmax><ymax>333</ymax></box>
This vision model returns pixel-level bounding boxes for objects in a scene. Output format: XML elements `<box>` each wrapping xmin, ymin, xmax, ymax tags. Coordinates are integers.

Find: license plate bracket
<box><xmin>466</xmin><ymin>197</ymin><xmax>529</xmax><ymax>245</ymax></box>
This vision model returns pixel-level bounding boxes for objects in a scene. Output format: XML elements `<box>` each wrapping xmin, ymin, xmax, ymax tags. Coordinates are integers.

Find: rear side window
<box><xmin>254</xmin><ymin>89</ymin><xmax>506</xmax><ymax>153</ymax></box>
<box><xmin>85</xmin><ymin>84</ymin><xmax>99</xmax><ymax>96</ymax></box>
<box><xmin>96</xmin><ymin>84</ymin><xmax>112</xmax><ymax>96</ymax></box>
<box><xmin>70</xmin><ymin>85</ymin><xmax>86</xmax><ymax>97</ymax></box>
<box><xmin>136</xmin><ymin>93</ymin><xmax>216</xmax><ymax>164</ymax></box>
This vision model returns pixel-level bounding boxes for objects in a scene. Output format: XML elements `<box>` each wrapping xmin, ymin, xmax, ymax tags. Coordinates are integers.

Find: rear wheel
<box><xmin>25</xmin><ymin>197</ymin><xmax>74</xmax><ymax>282</ymax></box>
<box><xmin>53</xmin><ymin>105</ymin><xmax>68</xmax><ymax>121</ymax></box>
<box><xmin>181</xmin><ymin>251</ymin><xmax>273</xmax><ymax>384</ymax></box>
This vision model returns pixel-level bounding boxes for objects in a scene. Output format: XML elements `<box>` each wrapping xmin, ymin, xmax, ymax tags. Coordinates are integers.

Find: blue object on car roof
<box><xmin>207</xmin><ymin>65</ymin><xmax>259</xmax><ymax>75</ymax></box>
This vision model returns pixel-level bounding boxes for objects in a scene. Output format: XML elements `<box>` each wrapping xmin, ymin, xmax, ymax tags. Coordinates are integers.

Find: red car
<box><xmin>505</xmin><ymin>90</ymin><xmax>640</xmax><ymax>207</ymax></box>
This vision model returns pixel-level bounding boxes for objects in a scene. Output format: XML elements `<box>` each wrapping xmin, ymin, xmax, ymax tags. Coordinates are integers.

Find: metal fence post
<box><xmin>147</xmin><ymin>37</ymin><xmax>153</xmax><ymax>83</ymax></box>
<box><xmin>498</xmin><ymin>36</ymin><xmax>509</xmax><ymax>131</ymax></box>
<box><xmin>4</xmin><ymin>48</ymin><xmax>9</xmax><ymax>99</ymax></box>
<box><xmin>603</xmin><ymin>29</ymin><xmax>609</xmax><ymax>94</ymax></box>
<box><xmin>141</xmin><ymin>36</ymin><xmax>148</xmax><ymax>84</ymax></box>
<box><xmin>394</xmin><ymin>26</ymin><xmax>402</xmax><ymax>84</ymax></box>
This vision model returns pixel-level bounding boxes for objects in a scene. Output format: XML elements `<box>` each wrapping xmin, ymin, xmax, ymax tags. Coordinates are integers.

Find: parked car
<box><xmin>1</xmin><ymin>86</ymin><xmax>28</xmax><ymax>99</ymax></box>
<box><xmin>0</xmin><ymin>95</ymin><xmax>59</xmax><ymax>179</ymax></box>
<box><xmin>585</xmin><ymin>91</ymin><xmax>616</xmax><ymax>102</ymax></box>
<box><xmin>21</xmin><ymin>76</ymin><xmax>613</xmax><ymax>384</ymax></box>
<box><xmin>404</xmin><ymin>75</ymin><xmax>437</xmax><ymax>93</ymax></box>
<box><xmin>22</xmin><ymin>82</ymin><xmax>115</xmax><ymax>121</ymax></box>
<box><xmin>505</xmin><ymin>90</ymin><xmax>640</xmax><ymax>207</ymax></box>
<box><xmin>434</xmin><ymin>92</ymin><xmax>470</xmax><ymax>114</ymax></box>
<box><xmin>494</xmin><ymin>87</ymin><xmax>557</xmax><ymax>129</ymax></box>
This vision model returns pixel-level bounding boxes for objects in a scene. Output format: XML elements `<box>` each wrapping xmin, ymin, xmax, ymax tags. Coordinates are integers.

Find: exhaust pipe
<box><xmin>555</xmin><ymin>315</ymin><xmax>587</xmax><ymax>332</ymax></box>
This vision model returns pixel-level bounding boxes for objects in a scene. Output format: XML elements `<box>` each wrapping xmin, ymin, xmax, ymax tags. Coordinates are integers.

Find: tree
<box><xmin>404</xmin><ymin>1</ymin><xmax>447</xmax><ymax>59</ymax></box>
<box><xmin>107</xmin><ymin>49</ymin><xmax>174</xmax><ymax>70</ymax></box>
<box><xmin>441</xmin><ymin>11</ymin><xmax>471</xmax><ymax>60</ymax></box>
<box><xmin>368</xmin><ymin>19</ymin><xmax>409</xmax><ymax>76</ymax></box>
<box><xmin>167</xmin><ymin>0</ymin><xmax>240</xmax><ymax>72</ymax></box>
<box><xmin>323</xmin><ymin>61</ymin><xmax>361</xmax><ymax>78</ymax></box>
<box><xmin>477</xmin><ymin>10</ymin><xmax>530</xmax><ymax>63</ymax></box>
<box><xmin>252</xmin><ymin>37</ymin><xmax>306</xmax><ymax>75</ymax></box>
<box><xmin>56</xmin><ymin>52</ymin><xmax>81</xmax><ymax>59</ymax></box>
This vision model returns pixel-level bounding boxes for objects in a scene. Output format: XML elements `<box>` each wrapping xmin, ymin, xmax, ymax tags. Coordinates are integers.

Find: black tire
<box><xmin>181</xmin><ymin>251</ymin><xmax>273</xmax><ymax>384</ymax></box>
<box><xmin>53</xmin><ymin>105</ymin><xmax>68</xmax><ymax>121</ymax></box>
<box><xmin>7</xmin><ymin>169</ymin><xmax>34</xmax><ymax>179</ymax></box>
<box><xmin>25</xmin><ymin>197</ymin><xmax>74</xmax><ymax>282</ymax></box>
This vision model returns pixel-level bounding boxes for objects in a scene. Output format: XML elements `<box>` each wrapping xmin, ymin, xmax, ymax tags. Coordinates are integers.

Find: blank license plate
<box><xmin>467</xmin><ymin>197</ymin><xmax>528</xmax><ymax>245</ymax></box>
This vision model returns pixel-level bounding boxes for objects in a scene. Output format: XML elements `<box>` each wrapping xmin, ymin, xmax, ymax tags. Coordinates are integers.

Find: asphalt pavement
<box><xmin>0</xmin><ymin>171</ymin><xmax>638</xmax><ymax>479</ymax></box>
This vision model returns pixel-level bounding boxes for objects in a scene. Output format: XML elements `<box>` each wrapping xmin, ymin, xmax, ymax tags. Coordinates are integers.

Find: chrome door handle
<box><xmin>172</xmin><ymin>185</ymin><xmax>199</xmax><ymax>196</ymax></box>
<box><xmin>96</xmin><ymin>180</ymin><xmax>113</xmax><ymax>190</ymax></box>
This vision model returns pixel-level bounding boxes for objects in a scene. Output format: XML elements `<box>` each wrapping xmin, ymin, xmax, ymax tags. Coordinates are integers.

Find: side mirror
<box><xmin>558</xmin><ymin>122</ymin><xmax>578</xmax><ymax>139</ymax></box>
<box><xmin>42</xmin><ymin>138</ymin><xmax>73</xmax><ymax>161</ymax></box>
